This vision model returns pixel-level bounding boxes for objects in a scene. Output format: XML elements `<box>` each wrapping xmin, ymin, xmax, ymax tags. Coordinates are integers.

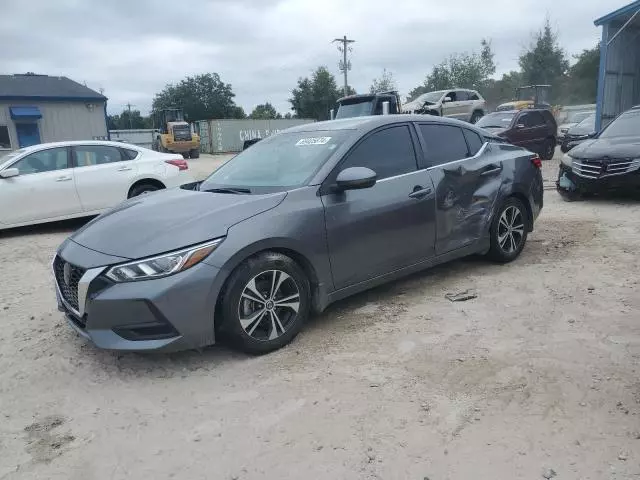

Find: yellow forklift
<box><xmin>152</xmin><ymin>108</ymin><xmax>200</xmax><ymax>158</ymax></box>
<box><xmin>496</xmin><ymin>85</ymin><xmax>552</xmax><ymax>112</ymax></box>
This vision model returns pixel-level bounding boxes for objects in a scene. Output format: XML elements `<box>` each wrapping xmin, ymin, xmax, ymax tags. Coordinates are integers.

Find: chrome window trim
<box><xmin>425</xmin><ymin>141</ymin><xmax>489</xmax><ymax>171</ymax></box>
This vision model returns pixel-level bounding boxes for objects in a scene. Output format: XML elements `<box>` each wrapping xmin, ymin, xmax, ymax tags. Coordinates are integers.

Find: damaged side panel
<box><xmin>431</xmin><ymin>145</ymin><xmax>503</xmax><ymax>255</ymax></box>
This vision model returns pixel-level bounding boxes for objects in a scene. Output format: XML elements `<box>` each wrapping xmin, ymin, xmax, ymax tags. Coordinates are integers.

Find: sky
<box><xmin>0</xmin><ymin>0</ymin><xmax>625</xmax><ymax>116</ymax></box>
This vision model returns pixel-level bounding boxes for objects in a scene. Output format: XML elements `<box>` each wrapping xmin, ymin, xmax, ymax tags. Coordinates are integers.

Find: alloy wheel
<box><xmin>237</xmin><ymin>270</ymin><xmax>301</xmax><ymax>341</ymax></box>
<box><xmin>497</xmin><ymin>205</ymin><xmax>525</xmax><ymax>253</ymax></box>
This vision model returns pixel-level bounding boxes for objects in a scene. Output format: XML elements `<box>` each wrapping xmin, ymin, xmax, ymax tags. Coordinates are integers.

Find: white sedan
<box><xmin>0</xmin><ymin>140</ymin><xmax>194</xmax><ymax>230</ymax></box>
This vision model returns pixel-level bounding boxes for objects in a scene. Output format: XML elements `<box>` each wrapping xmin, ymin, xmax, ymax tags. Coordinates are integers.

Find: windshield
<box><xmin>599</xmin><ymin>109</ymin><xmax>640</xmax><ymax>139</ymax></box>
<box><xmin>476</xmin><ymin>112</ymin><xmax>515</xmax><ymax>128</ymax></box>
<box><xmin>567</xmin><ymin>111</ymin><xmax>593</xmax><ymax>124</ymax></box>
<box><xmin>414</xmin><ymin>91</ymin><xmax>446</xmax><ymax>104</ymax></box>
<box><xmin>571</xmin><ymin>114</ymin><xmax>596</xmax><ymax>133</ymax></box>
<box><xmin>0</xmin><ymin>149</ymin><xmax>25</xmax><ymax>164</ymax></box>
<box><xmin>335</xmin><ymin>100</ymin><xmax>374</xmax><ymax>119</ymax></box>
<box><xmin>200</xmin><ymin>131</ymin><xmax>348</xmax><ymax>193</ymax></box>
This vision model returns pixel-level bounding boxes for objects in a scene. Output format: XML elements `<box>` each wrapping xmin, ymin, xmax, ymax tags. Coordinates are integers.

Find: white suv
<box><xmin>402</xmin><ymin>89</ymin><xmax>486</xmax><ymax>123</ymax></box>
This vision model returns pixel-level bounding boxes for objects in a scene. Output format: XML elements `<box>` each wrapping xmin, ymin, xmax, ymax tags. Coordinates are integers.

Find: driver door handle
<box><xmin>409</xmin><ymin>186</ymin><xmax>432</xmax><ymax>199</ymax></box>
<box><xmin>117</xmin><ymin>166</ymin><xmax>133</xmax><ymax>172</ymax></box>
<box><xmin>55</xmin><ymin>175</ymin><xmax>72</xmax><ymax>182</ymax></box>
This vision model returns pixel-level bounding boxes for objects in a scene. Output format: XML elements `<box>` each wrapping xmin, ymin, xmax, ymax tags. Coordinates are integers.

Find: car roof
<box><xmin>9</xmin><ymin>140</ymin><xmax>144</xmax><ymax>154</ymax></box>
<box><xmin>283</xmin><ymin>114</ymin><xmax>483</xmax><ymax>134</ymax></box>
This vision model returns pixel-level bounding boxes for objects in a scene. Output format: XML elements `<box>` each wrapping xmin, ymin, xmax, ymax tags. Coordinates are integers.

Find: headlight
<box><xmin>106</xmin><ymin>238</ymin><xmax>223</xmax><ymax>282</ymax></box>
<box><xmin>561</xmin><ymin>154</ymin><xmax>573</xmax><ymax>167</ymax></box>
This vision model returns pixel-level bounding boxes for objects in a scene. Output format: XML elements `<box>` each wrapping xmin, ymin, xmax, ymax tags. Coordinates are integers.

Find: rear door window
<box><xmin>74</xmin><ymin>145</ymin><xmax>124</xmax><ymax>167</ymax></box>
<box><xmin>463</xmin><ymin>129</ymin><xmax>484</xmax><ymax>156</ymax></box>
<box><xmin>418</xmin><ymin>124</ymin><xmax>469</xmax><ymax>166</ymax></box>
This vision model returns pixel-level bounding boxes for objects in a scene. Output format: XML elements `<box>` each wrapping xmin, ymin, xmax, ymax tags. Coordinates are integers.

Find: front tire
<box><xmin>470</xmin><ymin>110</ymin><xmax>483</xmax><ymax>123</ymax></box>
<box><xmin>189</xmin><ymin>148</ymin><xmax>200</xmax><ymax>159</ymax></box>
<box><xmin>541</xmin><ymin>138</ymin><xmax>556</xmax><ymax>160</ymax></box>
<box><xmin>129</xmin><ymin>183</ymin><xmax>161</xmax><ymax>198</ymax></box>
<box><xmin>488</xmin><ymin>197</ymin><xmax>529</xmax><ymax>263</ymax></box>
<box><xmin>220</xmin><ymin>252</ymin><xmax>311</xmax><ymax>355</ymax></box>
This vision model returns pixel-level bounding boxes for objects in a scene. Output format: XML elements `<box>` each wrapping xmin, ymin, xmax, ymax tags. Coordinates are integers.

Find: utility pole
<box><xmin>125</xmin><ymin>102</ymin><xmax>135</xmax><ymax>130</ymax></box>
<box><xmin>333</xmin><ymin>35</ymin><xmax>355</xmax><ymax>96</ymax></box>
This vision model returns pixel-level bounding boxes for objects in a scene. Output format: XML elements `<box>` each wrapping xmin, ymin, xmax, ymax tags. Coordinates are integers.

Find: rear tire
<box><xmin>470</xmin><ymin>110</ymin><xmax>483</xmax><ymax>123</ymax></box>
<box><xmin>220</xmin><ymin>252</ymin><xmax>311</xmax><ymax>355</ymax></box>
<box><xmin>129</xmin><ymin>183</ymin><xmax>161</xmax><ymax>198</ymax></box>
<box><xmin>541</xmin><ymin>138</ymin><xmax>556</xmax><ymax>160</ymax></box>
<box><xmin>487</xmin><ymin>197</ymin><xmax>529</xmax><ymax>263</ymax></box>
<box><xmin>189</xmin><ymin>148</ymin><xmax>200</xmax><ymax>159</ymax></box>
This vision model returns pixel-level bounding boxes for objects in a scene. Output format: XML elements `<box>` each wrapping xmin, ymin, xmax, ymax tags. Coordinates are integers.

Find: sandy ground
<box><xmin>1</xmin><ymin>150</ymin><xmax>639</xmax><ymax>480</ymax></box>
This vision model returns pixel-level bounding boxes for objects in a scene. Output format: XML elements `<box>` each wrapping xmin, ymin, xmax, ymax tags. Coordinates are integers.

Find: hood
<box><xmin>480</xmin><ymin>126</ymin><xmax>508</xmax><ymax>135</ymax></box>
<box><xmin>569</xmin><ymin>135</ymin><xmax>640</xmax><ymax>160</ymax></box>
<box><xmin>70</xmin><ymin>187</ymin><xmax>286</xmax><ymax>259</ymax></box>
<box><xmin>559</xmin><ymin>122</ymin><xmax>577</xmax><ymax>131</ymax></box>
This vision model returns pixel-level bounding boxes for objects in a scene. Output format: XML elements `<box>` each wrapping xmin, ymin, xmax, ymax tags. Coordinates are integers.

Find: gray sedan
<box><xmin>53</xmin><ymin>115</ymin><xmax>543</xmax><ymax>354</ymax></box>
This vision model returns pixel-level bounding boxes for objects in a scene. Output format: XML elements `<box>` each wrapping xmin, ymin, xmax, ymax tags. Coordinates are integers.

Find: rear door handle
<box><xmin>117</xmin><ymin>166</ymin><xmax>133</xmax><ymax>172</ymax></box>
<box><xmin>409</xmin><ymin>186</ymin><xmax>433</xmax><ymax>199</ymax></box>
<box><xmin>55</xmin><ymin>176</ymin><xmax>72</xmax><ymax>182</ymax></box>
<box><xmin>481</xmin><ymin>165</ymin><xmax>502</xmax><ymax>176</ymax></box>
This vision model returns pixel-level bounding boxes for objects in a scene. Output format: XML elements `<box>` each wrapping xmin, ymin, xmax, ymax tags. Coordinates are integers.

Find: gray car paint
<box><xmin>55</xmin><ymin>115</ymin><xmax>543</xmax><ymax>352</ymax></box>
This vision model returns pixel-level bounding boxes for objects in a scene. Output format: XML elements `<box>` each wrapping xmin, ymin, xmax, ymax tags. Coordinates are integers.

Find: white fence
<box><xmin>109</xmin><ymin>129</ymin><xmax>155</xmax><ymax>149</ymax></box>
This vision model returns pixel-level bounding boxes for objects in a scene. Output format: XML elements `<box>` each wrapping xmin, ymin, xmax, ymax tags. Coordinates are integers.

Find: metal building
<box><xmin>594</xmin><ymin>1</ymin><xmax>640</xmax><ymax>131</ymax></box>
<box><xmin>0</xmin><ymin>73</ymin><xmax>108</xmax><ymax>151</ymax></box>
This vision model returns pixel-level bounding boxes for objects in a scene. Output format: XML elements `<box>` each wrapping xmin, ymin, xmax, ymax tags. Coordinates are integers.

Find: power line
<box><xmin>332</xmin><ymin>35</ymin><xmax>355</xmax><ymax>96</ymax></box>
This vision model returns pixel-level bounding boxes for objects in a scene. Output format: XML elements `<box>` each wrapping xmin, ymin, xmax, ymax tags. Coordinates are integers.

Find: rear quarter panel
<box><xmin>493</xmin><ymin>143</ymin><xmax>543</xmax><ymax>227</ymax></box>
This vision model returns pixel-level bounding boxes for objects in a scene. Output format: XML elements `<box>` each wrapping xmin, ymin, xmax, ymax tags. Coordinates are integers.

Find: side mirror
<box><xmin>335</xmin><ymin>167</ymin><xmax>377</xmax><ymax>191</ymax></box>
<box><xmin>516</xmin><ymin>123</ymin><xmax>526</xmax><ymax>129</ymax></box>
<box><xmin>443</xmin><ymin>96</ymin><xmax>452</xmax><ymax>103</ymax></box>
<box><xmin>0</xmin><ymin>168</ymin><xmax>19</xmax><ymax>179</ymax></box>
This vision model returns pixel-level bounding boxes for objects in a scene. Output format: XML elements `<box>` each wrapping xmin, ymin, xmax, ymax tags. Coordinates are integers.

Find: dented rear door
<box><xmin>416</xmin><ymin>123</ymin><xmax>502</xmax><ymax>255</ymax></box>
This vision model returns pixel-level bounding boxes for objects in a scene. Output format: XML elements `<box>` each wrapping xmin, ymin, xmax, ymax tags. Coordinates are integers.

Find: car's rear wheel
<box><xmin>129</xmin><ymin>183</ymin><xmax>161</xmax><ymax>198</ymax></box>
<box><xmin>541</xmin><ymin>138</ymin><xmax>556</xmax><ymax>160</ymax></box>
<box><xmin>488</xmin><ymin>197</ymin><xmax>529</xmax><ymax>263</ymax></box>
<box><xmin>470</xmin><ymin>110</ymin><xmax>483</xmax><ymax>123</ymax></box>
<box><xmin>220</xmin><ymin>252</ymin><xmax>310</xmax><ymax>354</ymax></box>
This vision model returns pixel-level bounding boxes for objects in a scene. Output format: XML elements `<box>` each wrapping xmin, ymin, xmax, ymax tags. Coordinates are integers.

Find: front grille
<box><xmin>53</xmin><ymin>256</ymin><xmax>85</xmax><ymax>312</ymax></box>
<box><xmin>572</xmin><ymin>158</ymin><xmax>634</xmax><ymax>179</ymax></box>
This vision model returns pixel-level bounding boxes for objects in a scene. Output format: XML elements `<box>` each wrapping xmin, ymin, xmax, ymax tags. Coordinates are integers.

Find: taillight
<box><xmin>165</xmin><ymin>159</ymin><xmax>188</xmax><ymax>171</ymax></box>
<box><xmin>531</xmin><ymin>155</ymin><xmax>542</xmax><ymax>169</ymax></box>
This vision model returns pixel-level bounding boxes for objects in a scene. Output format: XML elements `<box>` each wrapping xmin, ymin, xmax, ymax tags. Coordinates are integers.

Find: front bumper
<box><xmin>54</xmin><ymin>240</ymin><xmax>225</xmax><ymax>352</ymax></box>
<box><xmin>556</xmin><ymin>163</ymin><xmax>640</xmax><ymax>194</ymax></box>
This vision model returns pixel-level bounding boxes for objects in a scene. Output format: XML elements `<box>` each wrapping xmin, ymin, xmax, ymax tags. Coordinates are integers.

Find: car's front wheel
<box><xmin>220</xmin><ymin>252</ymin><xmax>310</xmax><ymax>354</ymax></box>
<box><xmin>488</xmin><ymin>197</ymin><xmax>529</xmax><ymax>263</ymax></box>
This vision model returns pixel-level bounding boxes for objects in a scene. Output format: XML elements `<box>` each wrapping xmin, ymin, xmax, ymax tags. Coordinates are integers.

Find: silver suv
<box><xmin>402</xmin><ymin>89</ymin><xmax>486</xmax><ymax>123</ymax></box>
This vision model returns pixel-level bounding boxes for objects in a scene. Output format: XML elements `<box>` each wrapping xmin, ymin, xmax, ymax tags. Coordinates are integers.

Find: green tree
<box><xmin>518</xmin><ymin>18</ymin><xmax>569</xmax><ymax>101</ymax></box>
<box><xmin>249</xmin><ymin>102</ymin><xmax>281</xmax><ymax>119</ymax></box>
<box><xmin>370</xmin><ymin>68</ymin><xmax>397</xmax><ymax>93</ymax></box>
<box><xmin>107</xmin><ymin>109</ymin><xmax>152</xmax><ymax>129</ymax></box>
<box><xmin>152</xmin><ymin>73</ymin><xmax>244</xmax><ymax>121</ymax></box>
<box><xmin>289</xmin><ymin>67</ymin><xmax>343</xmax><ymax>120</ymax></box>
<box><xmin>482</xmin><ymin>71</ymin><xmax>524</xmax><ymax>109</ymax></box>
<box><xmin>407</xmin><ymin>39</ymin><xmax>495</xmax><ymax>101</ymax></box>
<box><xmin>563</xmin><ymin>44</ymin><xmax>600</xmax><ymax>104</ymax></box>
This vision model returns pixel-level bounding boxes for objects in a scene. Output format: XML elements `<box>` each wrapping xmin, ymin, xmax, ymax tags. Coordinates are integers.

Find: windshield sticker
<box><xmin>296</xmin><ymin>137</ymin><xmax>331</xmax><ymax>146</ymax></box>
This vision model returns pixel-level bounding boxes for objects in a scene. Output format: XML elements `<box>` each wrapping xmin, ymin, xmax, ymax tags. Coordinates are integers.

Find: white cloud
<box><xmin>0</xmin><ymin>0</ymin><xmax>618</xmax><ymax>115</ymax></box>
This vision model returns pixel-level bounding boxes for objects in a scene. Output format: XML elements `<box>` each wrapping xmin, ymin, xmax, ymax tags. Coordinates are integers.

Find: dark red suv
<box><xmin>476</xmin><ymin>109</ymin><xmax>557</xmax><ymax>159</ymax></box>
